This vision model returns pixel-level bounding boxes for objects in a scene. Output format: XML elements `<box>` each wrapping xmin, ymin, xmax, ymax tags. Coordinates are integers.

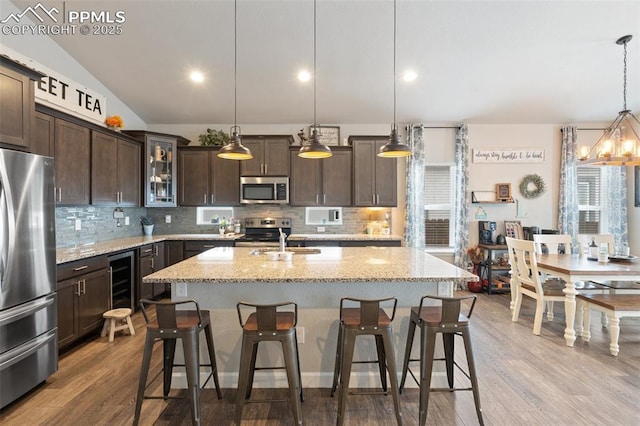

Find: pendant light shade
<box><xmin>217</xmin><ymin>126</ymin><xmax>253</xmax><ymax>160</ymax></box>
<box><xmin>298</xmin><ymin>0</ymin><xmax>332</xmax><ymax>159</ymax></box>
<box><xmin>578</xmin><ymin>35</ymin><xmax>640</xmax><ymax>166</ymax></box>
<box><xmin>298</xmin><ymin>127</ymin><xmax>333</xmax><ymax>159</ymax></box>
<box><xmin>378</xmin><ymin>0</ymin><xmax>412</xmax><ymax>158</ymax></box>
<box><xmin>218</xmin><ymin>0</ymin><xmax>252</xmax><ymax>161</ymax></box>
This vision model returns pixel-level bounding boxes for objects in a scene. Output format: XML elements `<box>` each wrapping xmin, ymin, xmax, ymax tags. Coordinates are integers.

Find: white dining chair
<box><xmin>532</xmin><ymin>234</ymin><xmax>573</xmax><ymax>320</ymax></box>
<box><xmin>506</xmin><ymin>237</ymin><xmax>566</xmax><ymax>335</ymax></box>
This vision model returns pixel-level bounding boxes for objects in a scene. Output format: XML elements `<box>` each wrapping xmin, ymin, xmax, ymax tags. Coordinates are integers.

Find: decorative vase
<box><xmin>143</xmin><ymin>224</ymin><xmax>154</xmax><ymax>236</ymax></box>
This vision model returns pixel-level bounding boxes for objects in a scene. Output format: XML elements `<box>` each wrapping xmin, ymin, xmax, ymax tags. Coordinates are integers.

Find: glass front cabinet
<box><xmin>146</xmin><ymin>135</ymin><xmax>176</xmax><ymax>206</ymax></box>
<box><xmin>123</xmin><ymin>131</ymin><xmax>189</xmax><ymax>207</ymax></box>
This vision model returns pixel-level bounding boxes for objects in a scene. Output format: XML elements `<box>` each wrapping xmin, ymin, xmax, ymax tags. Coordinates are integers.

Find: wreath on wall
<box><xmin>519</xmin><ymin>174</ymin><xmax>546</xmax><ymax>199</ymax></box>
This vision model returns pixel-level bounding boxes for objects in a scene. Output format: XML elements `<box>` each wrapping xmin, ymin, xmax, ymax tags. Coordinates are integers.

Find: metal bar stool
<box><xmin>399</xmin><ymin>294</ymin><xmax>484</xmax><ymax>426</ymax></box>
<box><xmin>235</xmin><ymin>301</ymin><xmax>303</xmax><ymax>425</ymax></box>
<box><xmin>331</xmin><ymin>296</ymin><xmax>403</xmax><ymax>426</ymax></box>
<box><xmin>134</xmin><ymin>299</ymin><xmax>222</xmax><ymax>426</ymax></box>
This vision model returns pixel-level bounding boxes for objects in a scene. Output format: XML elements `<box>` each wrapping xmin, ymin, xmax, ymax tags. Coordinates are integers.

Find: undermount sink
<box><xmin>251</xmin><ymin>247</ymin><xmax>322</xmax><ymax>255</ymax></box>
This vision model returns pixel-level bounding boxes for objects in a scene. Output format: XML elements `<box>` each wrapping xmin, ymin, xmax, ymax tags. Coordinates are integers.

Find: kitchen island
<box><xmin>143</xmin><ymin>246</ymin><xmax>477</xmax><ymax>388</ymax></box>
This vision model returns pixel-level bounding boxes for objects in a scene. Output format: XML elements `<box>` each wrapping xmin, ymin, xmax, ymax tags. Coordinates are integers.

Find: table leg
<box><xmin>562</xmin><ymin>280</ymin><xmax>578</xmax><ymax>347</ymax></box>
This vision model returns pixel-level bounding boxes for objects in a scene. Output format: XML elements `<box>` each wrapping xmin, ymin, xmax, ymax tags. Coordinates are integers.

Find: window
<box><xmin>424</xmin><ymin>165</ymin><xmax>455</xmax><ymax>246</ymax></box>
<box><xmin>577</xmin><ymin>166</ymin><xmax>602</xmax><ymax>233</ymax></box>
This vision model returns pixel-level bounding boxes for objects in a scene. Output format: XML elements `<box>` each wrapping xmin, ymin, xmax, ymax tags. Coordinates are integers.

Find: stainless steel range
<box><xmin>234</xmin><ymin>217</ymin><xmax>291</xmax><ymax>247</ymax></box>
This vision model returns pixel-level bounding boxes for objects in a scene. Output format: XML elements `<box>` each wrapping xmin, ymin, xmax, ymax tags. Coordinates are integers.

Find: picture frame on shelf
<box><xmin>309</xmin><ymin>125</ymin><xmax>340</xmax><ymax>146</ymax></box>
<box><xmin>496</xmin><ymin>183</ymin><xmax>512</xmax><ymax>201</ymax></box>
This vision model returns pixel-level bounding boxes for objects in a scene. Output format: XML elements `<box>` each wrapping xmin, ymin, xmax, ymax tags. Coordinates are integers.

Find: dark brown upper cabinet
<box><xmin>0</xmin><ymin>58</ymin><xmax>43</xmax><ymax>151</ymax></box>
<box><xmin>240</xmin><ymin>135</ymin><xmax>293</xmax><ymax>176</ymax></box>
<box><xmin>350</xmin><ymin>136</ymin><xmax>397</xmax><ymax>207</ymax></box>
<box><xmin>91</xmin><ymin>131</ymin><xmax>141</xmax><ymax>206</ymax></box>
<box><xmin>290</xmin><ymin>147</ymin><xmax>352</xmax><ymax>206</ymax></box>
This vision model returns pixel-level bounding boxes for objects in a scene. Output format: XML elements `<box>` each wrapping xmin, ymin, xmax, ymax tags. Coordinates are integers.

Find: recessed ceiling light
<box><xmin>297</xmin><ymin>70</ymin><xmax>311</xmax><ymax>82</ymax></box>
<box><xmin>189</xmin><ymin>71</ymin><xmax>204</xmax><ymax>83</ymax></box>
<box><xmin>403</xmin><ymin>70</ymin><xmax>417</xmax><ymax>82</ymax></box>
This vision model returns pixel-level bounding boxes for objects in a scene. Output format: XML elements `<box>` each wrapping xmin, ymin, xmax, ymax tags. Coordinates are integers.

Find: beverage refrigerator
<box><xmin>0</xmin><ymin>148</ymin><xmax>57</xmax><ymax>409</ymax></box>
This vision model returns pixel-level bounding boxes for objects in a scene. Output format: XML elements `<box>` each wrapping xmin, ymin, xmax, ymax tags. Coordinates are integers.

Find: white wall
<box><xmin>467</xmin><ymin>124</ymin><xmax>560</xmax><ymax>245</ymax></box>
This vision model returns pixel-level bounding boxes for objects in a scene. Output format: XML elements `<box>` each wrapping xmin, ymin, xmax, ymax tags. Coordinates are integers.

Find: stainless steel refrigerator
<box><xmin>0</xmin><ymin>148</ymin><xmax>57</xmax><ymax>409</ymax></box>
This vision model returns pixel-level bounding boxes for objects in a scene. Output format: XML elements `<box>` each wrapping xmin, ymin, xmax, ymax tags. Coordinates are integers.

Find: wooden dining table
<box><xmin>534</xmin><ymin>253</ymin><xmax>640</xmax><ymax>347</ymax></box>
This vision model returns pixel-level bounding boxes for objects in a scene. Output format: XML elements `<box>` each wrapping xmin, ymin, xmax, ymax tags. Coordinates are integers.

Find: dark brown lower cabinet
<box><xmin>137</xmin><ymin>242</ymin><xmax>168</xmax><ymax>304</ymax></box>
<box><xmin>57</xmin><ymin>257</ymin><xmax>110</xmax><ymax>349</ymax></box>
<box><xmin>165</xmin><ymin>240</ymin><xmax>184</xmax><ymax>266</ymax></box>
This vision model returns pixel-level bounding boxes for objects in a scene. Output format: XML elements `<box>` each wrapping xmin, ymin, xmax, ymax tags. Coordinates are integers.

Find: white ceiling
<box><xmin>9</xmin><ymin>0</ymin><xmax>640</xmax><ymax>126</ymax></box>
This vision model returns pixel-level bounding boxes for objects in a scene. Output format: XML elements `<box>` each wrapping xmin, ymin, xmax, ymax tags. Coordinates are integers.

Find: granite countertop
<box><xmin>56</xmin><ymin>233</ymin><xmax>404</xmax><ymax>264</ymax></box>
<box><xmin>287</xmin><ymin>233</ymin><xmax>403</xmax><ymax>241</ymax></box>
<box><xmin>56</xmin><ymin>234</ymin><xmax>243</xmax><ymax>264</ymax></box>
<box><xmin>143</xmin><ymin>246</ymin><xmax>478</xmax><ymax>284</ymax></box>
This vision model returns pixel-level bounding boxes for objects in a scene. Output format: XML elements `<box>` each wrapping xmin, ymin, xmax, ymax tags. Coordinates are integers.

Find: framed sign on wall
<box><xmin>309</xmin><ymin>125</ymin><xmax>340</xmax><ymax>146</ymax></box>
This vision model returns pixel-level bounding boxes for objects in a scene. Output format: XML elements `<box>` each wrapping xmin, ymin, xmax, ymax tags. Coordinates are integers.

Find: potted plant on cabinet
<box><xmin>140</xmin><ymin>216</ymin><xmax>154</xmax><ymax>236</ymax></box>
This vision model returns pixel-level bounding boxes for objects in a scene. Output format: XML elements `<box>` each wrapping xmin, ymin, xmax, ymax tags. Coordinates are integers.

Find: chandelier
<box><xmin>578</xmin><ymin>35</ymin><xmax>639</xmax><ymax>166</ymax></box>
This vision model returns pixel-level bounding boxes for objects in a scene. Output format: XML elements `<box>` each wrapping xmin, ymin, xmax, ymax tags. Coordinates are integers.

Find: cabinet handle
<box><xmin>203</xmin><ymin>244</ymin><xmax>215</xmax><ymax>248</ymax></box>
<box><xmin>264</xmin><ymin>164</ymin><xmax>268</xmax><ymax>174</ymax></box>
<box><xmin>143</xmin><ymin>248</ymin><xmax>152</xmax><ymax>253</ymax></box>
<box><xmin>372</xmin><ymin>194</ymin><xmax>375</xmax><ymax>205</ymax></box>
<box><xmin>75</xmin><ymin>281</ymin><xmax>81</xmax><ymax>296</ymax></box>
<box><xmin>376</xmin><ymin>194</ymin><xmax>380</xmax><ymax>204</ymax></box>
<box><xmin>211</xmin><ymin>194</ymin><xmax>215</xmax><ymax>204</ymax></box>
<box><xmin>323</xmin><ymin>194</ymin><xmax>326</xmax><ymax>204</ymax></box>
<box><xmin>81</xmin><ymin>279</ymin><xmax>86</xmax><ymax>294</ymax></box>
<box><xmin>151</xmin><ymin>258</ymin><xmax>155</xmax><ymax>269</ymax></box>
<box><xmin>316</xmin><ymin>194</ymin><xmax>319</xmax><ymax>204</ymax></box>
<box><xmin>57</xmin><ymin>188</ymin><xmax>62</xmax><ymax>203</ymax></box>
<box><xmin>154</xmin><ymin>245</ymin><xmax>158</xmax><ymax>256</ymax></box>
<box><xmin>73</xmin><ymin>265</ymin><xmax>89</xmax><ymax>271</ymax></box>
<box><xmin>204</xmin><ymin>194</ymin><xmax>207</xmax><ymax>204</ymax></box>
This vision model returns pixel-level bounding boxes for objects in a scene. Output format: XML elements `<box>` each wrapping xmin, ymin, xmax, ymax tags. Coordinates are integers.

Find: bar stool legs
<box><xmin>400</xmin><ymin>294</ymin><xmax>484</xmax><ymax>426</ymax></box>
<box><xmin>134</xmin><ymin>300</ymin><xmax>223</xmax><ymax>426</ymax></box>
<box><xmin>235</xmin><ymin>301</ymin><xmax>303</xmax><ymax>425</ymax></box>
<box><xmin>332</xmin><ymin>297</ymin><xmax>402</xmax><ymax>426</ymax></box>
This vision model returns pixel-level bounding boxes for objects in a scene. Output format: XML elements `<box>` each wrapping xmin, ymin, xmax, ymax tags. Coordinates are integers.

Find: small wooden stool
<box><xmin>101</xmin><ymin>308</ymin><xmax>135</xmax><ymax>342</ymax></box>
<box><xmin>578</xmin><ymin>294</ymin><xmax>640</xmax><ymax>356</ymax></box>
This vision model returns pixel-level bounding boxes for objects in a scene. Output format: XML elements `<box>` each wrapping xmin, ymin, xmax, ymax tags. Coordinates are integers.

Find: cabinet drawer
<box><xmin>184</xmin><ymin>241</ymin><xmax>219</xmax><ymax>252</ymax></box>
<box><xmin>57</xmin><ymin>255</ymin><xmax>108</xmax><ymax>281</ymax></box>
<box><xmin>138</xmin><ymin>244</ymin><xmax>154</xmax><ymax>258</ymax></box>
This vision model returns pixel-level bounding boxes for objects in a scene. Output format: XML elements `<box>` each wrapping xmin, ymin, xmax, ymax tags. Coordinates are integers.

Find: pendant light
<box><xmin>218</xmin><ymin>0</ymin><xmax>253</xmax><ymax>161</ymax></box>
<box><xmin>298</xmin><ymin>0</ymin><xmax>332</xmax><ymax>159</ymax></box>
<box><xmin>578</xmin><ymin>35</ymin><xmax>640</xmax><ymax>166</ymax></box>
<box><xmin>378</xmin><ymin>0</ymin><xmax>412</xmax><ymax>158</ymax></box>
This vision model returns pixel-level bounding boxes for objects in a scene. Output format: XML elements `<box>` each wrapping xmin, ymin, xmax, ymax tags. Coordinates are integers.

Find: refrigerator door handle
<box><xmin>0</xmin><ymin>294</ymin><xmax>56</xmax><ymax>327</ymax></box>
<box><xmin>0</xmin><ymin>163</ymin><xmax>16</xmax><ymax>291</ymax></box>
<box><xmin>0</xmin><ymin>329</ymin><xmax>56</xmax><ymax>370</ymax></box>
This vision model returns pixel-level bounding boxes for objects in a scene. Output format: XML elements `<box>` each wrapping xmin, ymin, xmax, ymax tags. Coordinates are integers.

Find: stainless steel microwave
<box><xmin>240</xmin><ymin>176</ymin><xmax>289</xmax><ymax>204</ymax></box>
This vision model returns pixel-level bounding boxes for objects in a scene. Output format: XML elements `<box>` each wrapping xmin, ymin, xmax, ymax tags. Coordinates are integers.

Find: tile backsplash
<box><xmin>56</xmin><ymin>205</ymin><xmax>394</xmax><ymax>247</ymax></box>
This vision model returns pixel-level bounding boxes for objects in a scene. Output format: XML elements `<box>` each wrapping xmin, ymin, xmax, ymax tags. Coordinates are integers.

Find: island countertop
<box><xmin>143</xmin><ymin>246</ymin><xmax>478</xmax><ymax>284</ymax></box>
<box><xmin>287</xmin><ymin>233</ymin><xmax>403</xmax><ymax>242</ymax></box>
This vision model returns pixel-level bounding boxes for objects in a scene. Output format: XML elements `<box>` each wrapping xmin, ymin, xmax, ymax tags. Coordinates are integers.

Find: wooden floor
<box><xmin>1</xmin><ymin>291</ymin><xmax>639</xmax><ymax>425</ymax></box>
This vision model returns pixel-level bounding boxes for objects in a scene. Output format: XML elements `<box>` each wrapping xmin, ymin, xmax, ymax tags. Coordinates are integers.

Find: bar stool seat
<box><xmin>235</xmin><ymin>301</ymin><xmax>303</xmax><ymax>425</ymax></box>
<box><xmin>331</xmin><ymin>297</ymin><xmax>402</xmax><ymax>426</ymax></box>
<box><xmin>100</xmin><ymin>308</ymin><xmax>135</xmax><ymax>342</ymax></box>
<box><xmin>134</xmin><ymin>299</ymin><xmax>222</xmax><ymax>426</ymax></box>
<box><xmin>399</xmin><ymin>294</ymin><xmax>484</xmax><ymax>426</ymax></box>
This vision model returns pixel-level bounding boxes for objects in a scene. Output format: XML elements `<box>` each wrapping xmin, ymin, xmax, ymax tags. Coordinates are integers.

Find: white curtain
<box><xmin>558</xmin><ymin>125</ymin><xmax>579</xmax><ymax>251</ymax></box>
<box><xmin>404</xmin><ymin>125</ymin><xmax>425</xmax><ymax>248</ymax></box>
<box><xmin>453</xmin><ymin>124</ymin><xmax>469</xmax><ymax>270</ymax></box>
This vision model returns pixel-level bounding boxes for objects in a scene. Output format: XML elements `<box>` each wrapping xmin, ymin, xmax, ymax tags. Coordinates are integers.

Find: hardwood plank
<box><xmin>1</xmin><ymin>292</ymin><xmax>639</xmax><ymax>425</ymax></box>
